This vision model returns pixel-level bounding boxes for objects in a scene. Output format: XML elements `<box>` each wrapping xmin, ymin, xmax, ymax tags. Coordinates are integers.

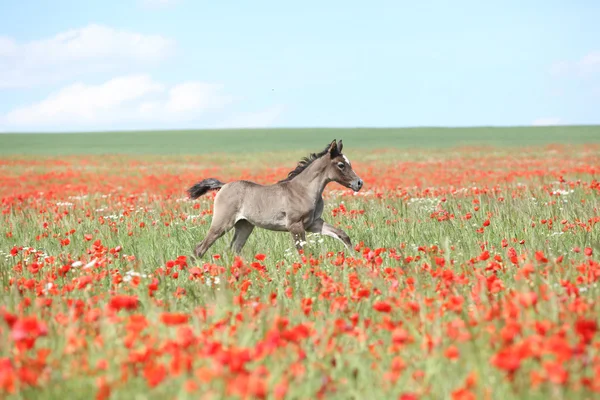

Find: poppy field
<box><xmin>1</xmin><ymin>135</ymin><xmax>600</xmax><ymax>399</ymax></box>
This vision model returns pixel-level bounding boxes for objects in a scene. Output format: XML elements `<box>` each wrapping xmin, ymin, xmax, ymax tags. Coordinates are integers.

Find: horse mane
<box><xmin>278</xmin><ymin>142</ymin><xmax>331</xmax><ymax>183</ymax></box>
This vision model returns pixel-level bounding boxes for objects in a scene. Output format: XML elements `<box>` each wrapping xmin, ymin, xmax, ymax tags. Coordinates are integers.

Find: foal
<box><xmin>188</xmin><ymin>139</ymin><xmax>364</xmax><ymax>258</ymax></box>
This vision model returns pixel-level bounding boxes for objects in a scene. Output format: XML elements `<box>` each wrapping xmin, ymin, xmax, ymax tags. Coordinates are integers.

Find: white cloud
<box><xmin>1</xmin><ymin>75</ymin><xmax>236</xmax><ymax>130</ymax></box>
<box><xmin>217</xmin><ymin>105</ymin><xmax>285</xmax><ymax>128</ymax></box>
<box><xmin>167</xmin><ymin>82</ymin><xmax>234</xmax><ymax>114</ymax></box>
<box><xmin>579</xmin><ymin>52</ymin><xmax>600</xmax><ymax>74</ymax></box>
<box><xmin>551</xmin><ymin>51</ymin><xmax>600</xmax><ymax>78</ymax></box>
<box><xmin>532</xmin><ymin>117</ymin><xmax>562</xmax><ymax>126</ymax></box>
<box><xmin>0</xmin><ymin>24</ymin><xmax>173</xmax><ymax>88</ymax></box>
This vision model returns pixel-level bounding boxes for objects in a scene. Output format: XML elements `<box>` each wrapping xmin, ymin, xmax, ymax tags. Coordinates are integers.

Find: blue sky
<box><xmin>0</xmin><ymin>0</ymin><xmax>598</xmax><ymax>132</ymax></box>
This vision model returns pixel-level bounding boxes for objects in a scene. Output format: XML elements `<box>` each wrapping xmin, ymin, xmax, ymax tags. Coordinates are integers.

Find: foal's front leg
<box><xmin>288</xmin><ymin>221</ymin><xmax>306</xmax><ymax>256</ymax></box>
<box><xmin>306</xmin><ymin>218</ymin><xmax>354</xmax><ymax>253</ymax></box>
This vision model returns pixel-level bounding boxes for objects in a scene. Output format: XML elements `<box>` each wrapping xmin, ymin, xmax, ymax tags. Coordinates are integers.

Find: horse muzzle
<box><xmin>350</xmin><ymin>178</ymin><xmax>364</xmax><ymax>192</ymax></box>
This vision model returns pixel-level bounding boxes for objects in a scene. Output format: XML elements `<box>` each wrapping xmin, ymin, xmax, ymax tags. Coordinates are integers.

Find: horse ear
<box><xmin>337</xmin><ymin>139</ymin><xmax>343</xmax><ymax>153</ymax></box>
<box><xmin>328</xmin><ymin>139</ymin><xmax>339</xmax><ymax>157</ymax></box>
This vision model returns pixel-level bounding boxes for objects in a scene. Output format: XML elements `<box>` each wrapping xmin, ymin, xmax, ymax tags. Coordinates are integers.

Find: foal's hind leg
<box><xmin>194</xmin><ymin>213</ymin><xmax>237</xmax><ymax>259</ymax></box>
<box><xmin>230</xmin><ymin>220</ymin><xmax>255</xmax><ymax>254</ymax></box>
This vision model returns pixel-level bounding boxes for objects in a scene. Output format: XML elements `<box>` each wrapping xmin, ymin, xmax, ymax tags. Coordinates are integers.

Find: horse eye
<box><xmin>337</xmin><ymin>162</ymin><xmax>345</xmax><ymax>169</ymax></box>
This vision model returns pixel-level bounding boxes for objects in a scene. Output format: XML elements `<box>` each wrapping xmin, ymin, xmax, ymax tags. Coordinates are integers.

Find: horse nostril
<box><xmin>358</xmin><ymin>179</ymin><xmax>363</xmax><ymax>188</ymax></box>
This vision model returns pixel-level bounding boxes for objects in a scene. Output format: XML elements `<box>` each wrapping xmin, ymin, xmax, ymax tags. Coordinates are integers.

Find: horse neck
<box><xmin>290</xmin><ymin>159</ymin><xmax>331</xmax><ymax>200</ymax></box>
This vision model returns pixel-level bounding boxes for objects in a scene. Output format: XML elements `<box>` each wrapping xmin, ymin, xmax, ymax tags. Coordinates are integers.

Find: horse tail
<box><xmin>187</xmin><ymin>178</ymin><xmax>226</xmax><ymax>199</ymax></box>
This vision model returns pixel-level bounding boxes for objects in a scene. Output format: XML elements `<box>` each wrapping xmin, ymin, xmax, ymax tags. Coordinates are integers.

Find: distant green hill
<box><xmin>1</xmin><ymin>126</ymin><xmax>599</xmax><ymax>155</ymax></box>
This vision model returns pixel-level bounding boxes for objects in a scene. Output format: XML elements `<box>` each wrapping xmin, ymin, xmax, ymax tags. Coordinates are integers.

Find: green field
<box><xmin>1</xmin><ymin>125</ymin><xmax>600</xmax><ymax>155</ymax></box>
<box><xmin>2</xmin><ymin>128</ymin><xmax>600</xmax><ymax>399</ymax></box>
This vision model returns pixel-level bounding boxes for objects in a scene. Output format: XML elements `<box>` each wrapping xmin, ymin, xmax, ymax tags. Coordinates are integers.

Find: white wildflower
<box><xmin>42</xmin><ymin>282</ymin><xmax>53</xmax><ymax>295</ymax></box>
<box><xmin>125</xmin><ymin>270</ymin><xmax>148</xmax><ymax>278</ymax></box>
<box><xmin>551</xmin><ymin>189</ymin><xmax>574</xmax><ymax>196</ymax></box>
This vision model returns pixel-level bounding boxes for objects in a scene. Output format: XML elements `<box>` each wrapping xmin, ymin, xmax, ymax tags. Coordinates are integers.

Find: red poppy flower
<box><xmin>160</xmin><ymin>312</ymin><xmax>190</xmax><ymax>326</ymax></box>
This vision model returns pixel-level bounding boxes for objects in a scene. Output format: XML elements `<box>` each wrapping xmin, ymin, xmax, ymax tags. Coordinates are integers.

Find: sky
<box><xmin>0</xmin><ymin>0</ymin><xmax>598</xmax><ymax>132</ymax></box>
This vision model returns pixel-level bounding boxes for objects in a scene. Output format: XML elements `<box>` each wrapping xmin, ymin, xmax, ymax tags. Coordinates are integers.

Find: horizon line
<box><xmin>1</xmin><ymin>124</ymin><xmax>599</xmax><ymax>135</ymax></box>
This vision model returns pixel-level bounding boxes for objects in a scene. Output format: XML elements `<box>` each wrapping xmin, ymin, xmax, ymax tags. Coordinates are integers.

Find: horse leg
<box><xmin>306</xmin><ymin>218</ymin><xmax>354</xmax><ymax>252</ymax></box>
<box><xmin>194</xmin><ymin>213</ymin><xmax>236</xmax><ymax>259</ymax></box>
<box><xmin>288</xmin><ymin>221</ymin><xmax>306</xmax><ymax>255</ymax></box>
<box><xmin>230</xmin><ymin>220</ymin><xmax>255</xmax><ymax>254</ymax></box>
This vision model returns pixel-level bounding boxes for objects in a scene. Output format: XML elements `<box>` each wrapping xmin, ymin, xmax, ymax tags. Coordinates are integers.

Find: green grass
<box><xmin>1</xmin><ymin>142</ymin><xmax>600</xmax><ymax>399</ymax></box>
<box><xmin>1</xmin><ymin>125</ymin><xmax>600</xmax><ymax>155</ymax></box>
